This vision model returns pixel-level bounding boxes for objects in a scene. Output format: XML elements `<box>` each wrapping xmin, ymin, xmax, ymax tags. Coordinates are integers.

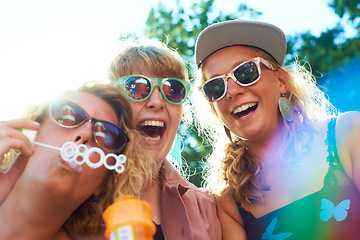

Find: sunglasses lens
<box><xmin>163</xmin><ymin>79</ymin><xmax>187</xmax><ymax>103</ymax></box>
<box><xmin>51</xmin><ymin>100</ymin><xmax>128</xmax><ymax>151</ymax></box>
<box><xmin>50</xmin><ymin>102</ymin><xmax>87</xmax><ymax>127</ymax></box>
<box><xmin>93</xmin><ymin>122</ymin><xmax>128</xmax><ymax>151</ymax></box>
<box><xmin>203</xmin><ymin>78</ymin><xmax>226</xmax><ymax>102</ymax></box>
<box><xmin>234</xmin><ymin>62</ymin><xmax>259</xmax><ymax>85</ymax></box>
<box><xmin>124</xmin><ymin>76</ymin><xmax>151</xmax><ymax>101</ymax></box>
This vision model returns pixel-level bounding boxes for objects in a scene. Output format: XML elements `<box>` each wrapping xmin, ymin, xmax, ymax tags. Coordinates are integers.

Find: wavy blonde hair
<box><xmin>108</xmin><ymin>41</ymin><xmax>193</xmax><ymax>173</ymax></box>
<box><xmin>194</xmin><ymin>47</ymin><xmax>337</xmax><ymax>203</ymax></box>
<box><xmin>108</xmin><ymin>41</ymin><xmax>188</xmax><ymax>84</ymax></box>
<box><xmin>1</xmin><ymin>83</ymin><xmax>155</xmax><ymax>234</ymax></box>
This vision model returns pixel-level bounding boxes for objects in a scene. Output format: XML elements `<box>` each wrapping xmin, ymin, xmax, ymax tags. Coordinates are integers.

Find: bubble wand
<box><xmin>22</xmin><ymin>129</ymin><xmax>127</xmax><ymax>174</ymax></box>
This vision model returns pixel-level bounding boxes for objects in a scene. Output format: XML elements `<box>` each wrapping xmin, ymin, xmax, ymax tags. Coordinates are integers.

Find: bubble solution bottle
<box><xmin>103</xmin><ymin>195</ymin><xmax>156</xmax><ymax>240</ymax></box>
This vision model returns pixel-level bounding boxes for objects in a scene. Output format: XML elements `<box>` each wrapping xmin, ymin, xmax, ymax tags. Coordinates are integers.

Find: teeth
<box><xmin>138</xmin><ymin>120</ymin><xmax>164</xmax><ymax>142</ymax></box>
<box><xmin>233</xmin><ymin>102</ymin><xmax>257</xmax><ymax>114</ymax></box>
<box><xmin>142</xmin><ymin>135</ymin><xmax>161</xmax><ymax>142</ymax></box>
<box><xmin>140</xmin><ymin>120</ymin><xmax>164</xmax><ymax>127</ymax></box>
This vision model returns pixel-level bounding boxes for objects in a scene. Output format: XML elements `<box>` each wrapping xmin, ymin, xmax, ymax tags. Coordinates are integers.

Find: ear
<box><xmin>276</xmin><ymin>69</ymin><xmax>290</xmax><ymax>95</ymax></box>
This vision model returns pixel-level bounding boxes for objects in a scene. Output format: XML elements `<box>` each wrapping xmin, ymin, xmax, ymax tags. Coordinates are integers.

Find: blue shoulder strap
<box><xmin>323</xmin><ymin>117</ymin><xmax>345</xmax><ymax>187</ymax></box>
<box><xmin>233</xmin><ymin>194</ymin><xmax>246</xmax><ymax>213</ymax></box>
<box><xmin>325</xmin><ymin>118</ymin><xmax>341</xmax><ymax>167</ymax></box>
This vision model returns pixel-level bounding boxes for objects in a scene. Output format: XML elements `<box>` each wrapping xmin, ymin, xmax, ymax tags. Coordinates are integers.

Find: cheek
<box><xmin>82</xmin><ymin>167</ymin><xmax>108</xmax><ymax>187</ymax></box>
<box><xmin>262</xmin><ymin>87</ymin><xmax>281</xmax><ymax>109</ymax></box>
<box><xmin>36</xmin><ymin>119</ymin><xmax>64</xmax><ymax>145</ymax></box>
<box><xmin>170</xmin><ymin>105</ymin><xmax>182</xmax><ymax>129</ymax></box>
<box><xmin>96</xmin><ymin>168</ymin><xmax>108</xmax><ymax>180</ymax></box>
<box><xmin>128</xmin><ymin>102</ymin><xmax>143</xmax><ymax>121</ymax></box>
<box><xmin>213</xmin><ymin>102</ymin><xmax>227</xmax><ymax>119</ymax></box>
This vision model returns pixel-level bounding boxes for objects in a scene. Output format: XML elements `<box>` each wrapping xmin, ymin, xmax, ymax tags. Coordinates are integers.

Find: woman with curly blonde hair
<box><xmin>0</xmin><ymin>83</ymin><xmax>154</xmax><ymax>239</ymax></box>
<box><xmin>194</xmin><ymin>19</ymin><xmax>360</xmax><ymax>240</ymax></box>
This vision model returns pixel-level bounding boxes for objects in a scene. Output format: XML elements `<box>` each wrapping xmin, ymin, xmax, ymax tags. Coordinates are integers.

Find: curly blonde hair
<box><xmin>1</xmin><ymin>83</ymin><xmax>155</xmax><ymax>234</ymax></box>
<box><xmin>194</xmin><ymin>48</ymin><xmax>337</xmax><ymax>203</ymax></box>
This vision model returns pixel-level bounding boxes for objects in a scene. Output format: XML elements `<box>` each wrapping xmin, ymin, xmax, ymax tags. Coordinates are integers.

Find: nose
<box><xmin>145</xmin><ymin>87</ymin><xmax>165</xmax><ymax>110</ymax></box>
<box><xmin>72</xmin><ymin>121</ymin><xmax>93</xmax><ymax>146</ymax></box>
<box><xmin>226</xmin><ymin>76</ymin><xmax>245</xmax><ymax>99</ymax></box>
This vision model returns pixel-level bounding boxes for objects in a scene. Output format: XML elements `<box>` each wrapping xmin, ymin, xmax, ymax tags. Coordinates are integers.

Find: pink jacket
<box><xmin>160</xmin><ymin>159</ymin><xmax>222</xmax><ymax>240</ymax></box>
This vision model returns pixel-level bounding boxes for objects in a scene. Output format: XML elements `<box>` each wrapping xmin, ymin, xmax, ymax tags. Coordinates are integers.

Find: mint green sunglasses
<box><xmin>114</xmin><ymin>75</ymin><xmax>190</xmax><ymax>104</ymax></box>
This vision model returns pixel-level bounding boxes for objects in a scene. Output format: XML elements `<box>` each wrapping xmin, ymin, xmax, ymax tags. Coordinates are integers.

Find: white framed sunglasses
<box><xmin>198</xmin><ymin>57</ymin><xmax>276</xmax><ymax>102</ymax></box>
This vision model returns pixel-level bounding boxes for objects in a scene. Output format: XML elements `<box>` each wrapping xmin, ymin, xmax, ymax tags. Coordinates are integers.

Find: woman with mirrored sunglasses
<box><xmin>0</xmin><ymin>83</ymin><xmax>154</xmax><ymax>240</ymax></box>
<box><xmin>114</xmin><ymin>75</ymin><xmax>190</xmax><ymax>105</ymax></box>
<box><xmin>194</xmin><ymin>19</ymin><xmax>360</xmax><ymax>240</ymax></box>
<box><xmin>109</xmin><ymin>41</ymin><xmax>221</xmax><ymax>240</ymax></box>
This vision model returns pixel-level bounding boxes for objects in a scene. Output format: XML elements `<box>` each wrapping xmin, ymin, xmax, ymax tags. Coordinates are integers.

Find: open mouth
<box><xmin>137</xmin><ymin>120</ymin><xmax>166</xmax><ymax>141</ymax></box>
<box><xmin>232</xmin><ymin>102</ymin><xmax>258</xmax><ymax>119</ymax></box>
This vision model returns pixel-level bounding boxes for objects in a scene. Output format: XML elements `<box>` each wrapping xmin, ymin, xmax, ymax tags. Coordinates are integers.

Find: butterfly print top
<box><xmin>235</xmin><ymin>118</ymin><xmax>360</xmax><ymax>240</ymax></box>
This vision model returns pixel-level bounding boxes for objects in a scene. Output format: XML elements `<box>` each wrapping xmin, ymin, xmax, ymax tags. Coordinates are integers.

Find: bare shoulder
<box><xmin>216</xmin><ymin>192</ymin><xmax>239</xmax><ymax>214</ymax></box>
<box><xmin>216</xmin><ymin>191</ymin><xmax>247</xmax><ymax>240</ymax></box>
<box><xmin>336</xmin><ymin>111</ymin><xmax>360</xmax><ymax>181</ymax></box>
<box><xmin>336</xmin><ymin>111</ymin><xmax>360</xmax><ymax>133</ymax></box>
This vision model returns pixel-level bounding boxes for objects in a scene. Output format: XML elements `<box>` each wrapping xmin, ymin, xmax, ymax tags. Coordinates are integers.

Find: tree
<box><xmin>144</xmin><ymin>0</ymin><xmax>260</xmax><ymax>71</ymax></box>
<box><xmin>285</xmin><ymin>0</ymin><xmax>360</xmax><ymax>113</ymax></box>
<box><xmin>286</xmin><ymin>0</ymin><xmax>360</xmax><ymax>75</ymax></box>
<box><xmin>330</xmin><ymin>0</ymin><xmax>360</xmax><ymax>25</ymax></box>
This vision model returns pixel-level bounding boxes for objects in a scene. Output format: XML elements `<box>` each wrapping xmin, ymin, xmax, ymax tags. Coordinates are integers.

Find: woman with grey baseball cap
<box><xmin>194</xmin><ymin>19</ymin><xmax>360</xmax><ymax>240</ymax></box>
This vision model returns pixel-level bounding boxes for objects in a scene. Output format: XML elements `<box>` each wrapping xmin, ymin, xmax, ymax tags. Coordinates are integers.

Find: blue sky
<box><xmin>0</xmin><ymin>0</ymin><xmax>340</xmax><ymax>119</ymax></box>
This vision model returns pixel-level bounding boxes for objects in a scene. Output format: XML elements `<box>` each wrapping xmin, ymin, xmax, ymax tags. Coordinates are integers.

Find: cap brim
<box><xmin>195</xmin><ymin>20</ymin><xmax>287</xmax><ymax>68</ymax></box>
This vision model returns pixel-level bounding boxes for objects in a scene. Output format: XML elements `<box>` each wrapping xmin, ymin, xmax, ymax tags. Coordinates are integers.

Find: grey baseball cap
<box><xmin>195</xmin><ymin>19</ymin><xmax>287</xmax><ymax>68</ymax></box>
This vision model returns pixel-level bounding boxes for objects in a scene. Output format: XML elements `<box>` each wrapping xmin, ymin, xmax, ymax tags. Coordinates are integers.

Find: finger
<box><xmin>0</xmin><ymin>127</ymin><xmax>35</xmax><ymax>153</ymax></box>
<box><xmin>0</xmin><ymin>127</ymin><xmax>32</xmax><ymax>152</ymax></box>
<box><xmin>0</xmin><ymin>119</ymin><xmax>40</xmax><ymax>149</ymax></box>
<box><xmin>0</xmin><ymin>137</ymin><xmax>34</xmax><ymax>160</ymax></box>
<box><xmin>0</xmin><ymin>119</ymin><xmax>40</xmax><ymax>131</ymax></box>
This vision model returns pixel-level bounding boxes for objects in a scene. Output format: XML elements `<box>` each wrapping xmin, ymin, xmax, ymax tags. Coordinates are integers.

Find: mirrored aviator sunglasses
<box><xmin>49</xmin><ymin>99</ymin><xmax>129</xmax><ymax>152</ymax></box>
<box><xmin>114</xmin><ymin>75</ymin><xmax>190</xmax><ymax>104</ymax></box>
<box><xmin>198</xmin><ymin>57</ymin><xmax>275</xmax><ymax>102</ymax></box>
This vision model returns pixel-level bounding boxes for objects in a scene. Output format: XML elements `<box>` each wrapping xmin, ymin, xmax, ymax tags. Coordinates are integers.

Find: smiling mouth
<box><xmin>137</xmin><ymin>120</ymin><xmax>166</xmax><ymax>141</ymax></box>
<box><xmin>232</xmin><ymin>102</ymin><xmax>258</xmax><ymax>119</ymax></box>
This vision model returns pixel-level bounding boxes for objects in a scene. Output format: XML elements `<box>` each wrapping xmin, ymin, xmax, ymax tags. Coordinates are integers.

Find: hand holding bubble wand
<box><xmin>22</xmin><ymin>129</ymin><xmax>127</xmax><ymax>174</ymax></box>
